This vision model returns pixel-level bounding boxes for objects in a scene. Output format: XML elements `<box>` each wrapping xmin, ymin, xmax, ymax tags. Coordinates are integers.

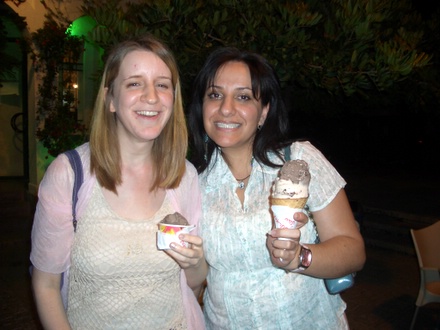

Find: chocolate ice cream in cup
<box><xmin>270</xmin><ymin>160</ymin><xmax>310</xmax><ymax>231</ymax></box>
<box><xmin>157</xmin><ymin>212</ymin><xmax>196</xmax><ymax>250</ymax></box>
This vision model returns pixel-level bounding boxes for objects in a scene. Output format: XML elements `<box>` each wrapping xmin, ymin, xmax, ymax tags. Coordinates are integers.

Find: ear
<box><xmin>105</xmin><ymin>87</ymin><xmax>116</xmax><ymax>113</ymax></box>
<box><xmin>259</xmin><ymin>103</ymin><xmax>270</xmax><ymax>126</ymax></box>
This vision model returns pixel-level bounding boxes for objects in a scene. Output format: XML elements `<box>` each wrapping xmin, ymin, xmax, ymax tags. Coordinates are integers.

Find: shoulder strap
<box><xmin>64</xmin><ymin>149</ymin><xmax>83</xmax><ymax>232</ymax></box>
<box><xmin>284</xmin><ymin>146</ymin><xmax>291</xmax><ymax>161</ymax></box>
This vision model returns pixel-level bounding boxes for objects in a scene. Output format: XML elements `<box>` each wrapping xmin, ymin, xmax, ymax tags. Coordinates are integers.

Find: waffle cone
<box><xmin>270</xmin><ymin>197</ymin><xmax>308</xmax><ymax>209</ymax></box>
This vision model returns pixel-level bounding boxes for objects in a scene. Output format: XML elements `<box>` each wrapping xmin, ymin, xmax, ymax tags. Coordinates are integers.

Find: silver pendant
<box><xmin>237</xmin><ymin>181</ymin><xmax>245</xmax><ymax>189</ymax></box>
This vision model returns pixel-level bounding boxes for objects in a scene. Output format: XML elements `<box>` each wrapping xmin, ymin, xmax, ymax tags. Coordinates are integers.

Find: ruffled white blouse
<box><xmin>199</xmin><ymin>141</ymin><xmax>349</xmax><ymax>330</ymax></box>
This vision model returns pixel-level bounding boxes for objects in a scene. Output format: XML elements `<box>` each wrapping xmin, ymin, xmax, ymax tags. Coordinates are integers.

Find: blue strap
<box><xmin>64</xmin><ymin>149</ymin><xmax>83</xmax><ymax>232</ymax></box>
<box><xmin>284</xmin><ymin>146</ymin><xmax>291</xmax><ymax>161</ymax></box>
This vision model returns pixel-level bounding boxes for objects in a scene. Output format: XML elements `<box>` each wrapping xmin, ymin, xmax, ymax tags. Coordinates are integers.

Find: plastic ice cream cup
<box><xmin>157</xmin><ymin>223</ymin><xmax>196</xmax><ymax>250</ymax></box>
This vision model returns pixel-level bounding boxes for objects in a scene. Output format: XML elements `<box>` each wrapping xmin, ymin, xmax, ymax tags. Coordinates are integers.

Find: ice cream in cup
<box><xmin>157</xmin><ymin>212</ymin><xmax>196</xmax><ymax>250</ymax></box>
<box><xmin>270</xmin><ymin>159</ymin><xmax>310</xmax><ymax>229</ymax></box>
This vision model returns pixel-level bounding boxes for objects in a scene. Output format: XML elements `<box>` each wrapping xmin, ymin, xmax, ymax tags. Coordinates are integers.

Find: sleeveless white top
<box><xmin>67</xmin><ymin>182</ymin><xmax>186</xmax><ymax>330</ymax></box>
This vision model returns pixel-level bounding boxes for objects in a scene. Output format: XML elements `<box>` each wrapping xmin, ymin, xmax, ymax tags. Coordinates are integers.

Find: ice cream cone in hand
<box><xmin>271</xmin><ymin>160</ymin><xmax>310</xmax><ymax>229</ymax></box>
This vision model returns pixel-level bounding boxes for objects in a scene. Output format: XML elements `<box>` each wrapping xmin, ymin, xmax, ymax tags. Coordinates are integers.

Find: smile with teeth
<box><xmin>216</xmin><ymin>122</ymin><xmax>240</xmax><ymax>129</ymax></box>
<box><xmin>137</xmin><ymin>110</ymin><xmax>159</xmax><ymax>117</ymax></box>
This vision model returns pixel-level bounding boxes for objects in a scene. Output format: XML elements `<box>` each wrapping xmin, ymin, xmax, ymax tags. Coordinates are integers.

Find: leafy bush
<box><xmin>81</xmin><ymin>0</ymin><xmax>433</xmax><ymax>104</ymax></box>
<box><xmin>32</xmin><ymin>17</ymin><xmax>87</xmax><ymax>157</ymax></box>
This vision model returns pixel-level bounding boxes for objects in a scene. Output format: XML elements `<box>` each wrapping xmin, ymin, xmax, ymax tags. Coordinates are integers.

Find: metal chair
<box><xmin>409</xmin><ymin>220</ymin><xmax>440</xmax><ymax>330</ymax></box>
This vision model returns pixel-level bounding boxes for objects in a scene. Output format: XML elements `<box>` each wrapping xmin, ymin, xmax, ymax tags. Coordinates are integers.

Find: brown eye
<box><xmin>237</xmin><ymin>94</ymin><xmax>251</xmax><ymax>101</ymax></box>
<box><xmin>207</xmin><ymin>92</ymin><xmax>221</xmax><ymax>99</ymax></box>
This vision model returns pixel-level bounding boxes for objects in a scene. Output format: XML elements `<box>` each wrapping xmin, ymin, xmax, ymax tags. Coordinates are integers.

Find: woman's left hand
<box><xmin>166</xmin><ymin>234</ymin><xmax>208</xmax><ymax>291</ymax></box>
<box><xmin>165</xmin><ymin>234</ymin><xmax>205</xmax><ymax>269</ymax></box>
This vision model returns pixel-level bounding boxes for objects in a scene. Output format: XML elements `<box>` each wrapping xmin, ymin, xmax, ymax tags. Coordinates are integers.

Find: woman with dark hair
<box><xmin>190</xmin><ymin>48</ymin><xmax>290</xmax><ymax>172</ymax></box>
<box><xmin>31</xmin><ymin>34</ymin><xmax>207</xmax><ymax>329</ymax></box>
<box><xmin>188</xmin><ymin>47</ymin><xmax>365</xmax><ymax>329</ymax></box>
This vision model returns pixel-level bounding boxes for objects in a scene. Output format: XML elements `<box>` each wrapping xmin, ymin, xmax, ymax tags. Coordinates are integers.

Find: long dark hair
<box><xmin>188</xmin><ymin>47</ymin><xmax>291</xmax><ymax>173</ymax></box>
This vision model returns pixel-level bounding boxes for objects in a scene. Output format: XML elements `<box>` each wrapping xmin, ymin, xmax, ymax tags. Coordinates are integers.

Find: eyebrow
<box><xmin>123</xmin><ymin>75</ymin><xmax>172</xmax><ymax>82</ymax></box>
<box><xmin>209</xmin><ymin>84</ymin><xmax>252</xmax><ymax>92</ymax></box>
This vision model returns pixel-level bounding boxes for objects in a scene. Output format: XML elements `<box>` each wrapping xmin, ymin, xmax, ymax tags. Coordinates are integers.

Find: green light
<box><xmin>68</xmin><ymin>16</ymin><xmax>97</xmax><ymax>37</ymax></box>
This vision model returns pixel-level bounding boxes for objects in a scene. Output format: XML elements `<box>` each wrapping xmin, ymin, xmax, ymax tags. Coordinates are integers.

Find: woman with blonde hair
<box><xmin>31</xmin><ymin>34</ymin><xmax>207</xmax><ymax>329</ymax></box>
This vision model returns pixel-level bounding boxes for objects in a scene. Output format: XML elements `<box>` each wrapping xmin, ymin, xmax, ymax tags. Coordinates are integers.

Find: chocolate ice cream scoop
<box><xmin>160</xmin><ymin>212</ymin><xmax>189</xmax><ymax>226</ymax></box>
<box><xmin>272</xmin><ymin>160</ymin><xmax>311</xmax><ymax>199</ymax></box>
<box><xmin>157</xmin><ymin>212</ymin><xmax>194</xmax><ymax>250</ymax></box>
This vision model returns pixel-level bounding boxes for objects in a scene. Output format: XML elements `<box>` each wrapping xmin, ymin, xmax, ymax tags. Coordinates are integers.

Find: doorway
<box><xmin>0</xmin><ymin>5</ymin><xmax>28</xmax><ymax>180</ymax></box>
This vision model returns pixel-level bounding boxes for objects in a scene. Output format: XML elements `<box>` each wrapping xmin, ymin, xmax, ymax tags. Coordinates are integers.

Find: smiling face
<box><xmin>202</xmin><ymin>61</ymin><xmax>269</xmax><ymax>153</ymax></box>
<box><xmin>109</xmin><ymin>50</ymin><xmax>174</xmax><ymax>144</ymax></box>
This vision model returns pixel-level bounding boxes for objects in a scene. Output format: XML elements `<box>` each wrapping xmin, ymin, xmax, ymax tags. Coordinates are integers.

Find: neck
<box><xmin>221</xmin><ymin>148</ymin><xmax>253</xmax><ymax>180</ymax></box>
<box><xmin>119</xmin><ymin>138</ymin><xmax>154</xmax><ymax>167</ymax></box>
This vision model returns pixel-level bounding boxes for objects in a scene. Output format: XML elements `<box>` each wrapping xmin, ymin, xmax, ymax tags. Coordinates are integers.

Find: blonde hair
<box><xmin>89</xmin><ymin>34</ymin><xmax>187</xmax><ymax>193</ymax></box>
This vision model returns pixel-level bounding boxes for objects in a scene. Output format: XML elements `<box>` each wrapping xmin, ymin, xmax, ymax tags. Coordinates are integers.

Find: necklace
<box><xmin>222</xmin><ymin>150</ymin><xmax>254</xmax><ymax>190</ymax></box>
<box><xmin>235</xmin><ymin>174</ymin><xmax>251</xmax><ymax>189</ymax></box>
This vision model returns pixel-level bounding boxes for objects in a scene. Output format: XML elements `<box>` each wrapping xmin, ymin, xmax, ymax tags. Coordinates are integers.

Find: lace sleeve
<box><xmin>30</xmin><ymin>154</ymin><xmax>75</xmax><ymax>273</ymax></box>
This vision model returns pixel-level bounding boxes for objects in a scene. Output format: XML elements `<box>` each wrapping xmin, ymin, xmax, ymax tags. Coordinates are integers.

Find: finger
<box><xmin>271</xmin><ymin>238</ymin><xmax>296</xmax><ymax>250</ymax></box>
<box><xmin>294</xmin><ymin>211</ymin><xmax>308</xmax><ymax>222</ymax></box>
<box><xmin>171</xmin><ymin>238</ymin><xmax>204</xmax><ymax>260</ymax></box>
<box><xmin>273</xmin><ymin>244</ymin><xmax>296</xmax><ymax>257</ymax></box>
<box><xmin>269</xmin><ymin>240</ymin><xmax>300</xmax><ymax>268</ymax></box>
<box><xmin>179</xmin><ymin>234</ymin><xmax>203</xmax><ymax>248</ymax></box>
<box><xmin>169</xmin><ymin>242</ymin><xmax>198</xmax><ymax>256</ymax></box>
<box><xmin>166</xmin><ymin>246</ymin><xmax>200</xmax><ymax>268</ymax></box>
<box><xmin>278</xmin><ymin>257</ymin><xmax>289</xmax><ymax>265</ymax></box>
<box><xmin>273</xmin><ymin>250</ymin><xmax>295</xmax><ymax>267</ymax></box>
<box><xmin>268</xmin><ymin>228</ymin><xmax>301</xmax><ymax>241</ymax></box>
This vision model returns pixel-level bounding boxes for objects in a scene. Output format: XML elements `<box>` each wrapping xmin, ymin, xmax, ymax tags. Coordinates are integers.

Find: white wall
<box><xmin>6</xmin><ymin>0</ymin><xmax>83</xmax><ymax>31</ymax></box>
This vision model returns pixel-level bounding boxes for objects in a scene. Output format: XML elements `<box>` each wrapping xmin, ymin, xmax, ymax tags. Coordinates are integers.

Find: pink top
<box><xmin>30</xmin><ymin>143</ymin><xmax>205</xmax><ymax>330</ymax></box>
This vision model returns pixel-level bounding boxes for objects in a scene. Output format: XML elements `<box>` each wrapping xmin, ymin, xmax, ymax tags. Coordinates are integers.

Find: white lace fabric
<box><xmin>67</xmin><ymin>183</ymin><xmax>186</xmax><ymax>330</ymax></box>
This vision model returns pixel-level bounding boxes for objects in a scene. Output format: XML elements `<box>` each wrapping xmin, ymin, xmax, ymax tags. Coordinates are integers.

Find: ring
<box><xmin>278</xmin><ymin>258</ymin><xmax>289</xmax><ymax>265</ymax></box>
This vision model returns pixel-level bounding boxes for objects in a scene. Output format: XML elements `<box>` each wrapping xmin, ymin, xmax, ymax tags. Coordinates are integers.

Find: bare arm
<box><xmin>32</xmin><ymin>268</ymin><xmax>71</xmax><ymax>330</ymax></box>
<box><xmin>269</xmin><ymin>189</ymin><xmax>366</xmax><ymax>277</ymax></box>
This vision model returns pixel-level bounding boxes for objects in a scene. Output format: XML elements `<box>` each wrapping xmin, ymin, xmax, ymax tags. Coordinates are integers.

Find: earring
<box><xmin>257</xmin><ymin>124</ymin><xmax>262</xmax><ymax>131</ymax></box>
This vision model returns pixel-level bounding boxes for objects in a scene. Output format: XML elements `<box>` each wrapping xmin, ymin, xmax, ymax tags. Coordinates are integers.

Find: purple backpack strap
<box><xmin>64</xmin><ymin>149</ymin><xmax>83</xmax><ymax>232</ymax></box>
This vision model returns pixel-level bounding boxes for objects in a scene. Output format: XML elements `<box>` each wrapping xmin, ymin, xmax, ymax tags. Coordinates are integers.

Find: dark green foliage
<box><xmin>32</xmin><ymin>17</ymin><xmax>87</xmax><ymax>157</ymax></box>
<box><xmin>80</xmin><ymin>0</ymin><xmax>435</xmax><ymax>112</ymax></box>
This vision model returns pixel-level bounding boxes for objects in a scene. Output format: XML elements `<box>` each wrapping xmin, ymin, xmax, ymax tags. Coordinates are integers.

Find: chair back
<box><xmin>410</xmin><ymin>220</ymin><xmax>440</xmax><ymax>269</ymax></box>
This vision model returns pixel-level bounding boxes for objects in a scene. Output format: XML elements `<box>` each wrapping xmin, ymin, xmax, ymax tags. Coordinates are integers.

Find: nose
<box><xmin>219</xmin><ymin>96</ymin><xmax>234</xmax><ymax>117</ymax></box>
<box><xmin>140</xmin><ymin>86</ymin><xmax>158</xmax><ymax>104</ymax></box>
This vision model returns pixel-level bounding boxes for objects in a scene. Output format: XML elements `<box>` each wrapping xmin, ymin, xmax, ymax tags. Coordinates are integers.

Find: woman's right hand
<box><xmin>265</xmin><ymin>210</ymin><xmax>309</xmax><ymax>270</ymax></box>
<box><xmin>266</xmin><ymin>227</ymin><xmax>302</xmax><ymax>270</ymax></box>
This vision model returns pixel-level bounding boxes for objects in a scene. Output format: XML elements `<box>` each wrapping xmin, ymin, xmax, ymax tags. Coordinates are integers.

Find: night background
<box><xmin>0</xmin><ymin>0</ymin><xmax>440</xmax><ymax>328</ymax></box>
